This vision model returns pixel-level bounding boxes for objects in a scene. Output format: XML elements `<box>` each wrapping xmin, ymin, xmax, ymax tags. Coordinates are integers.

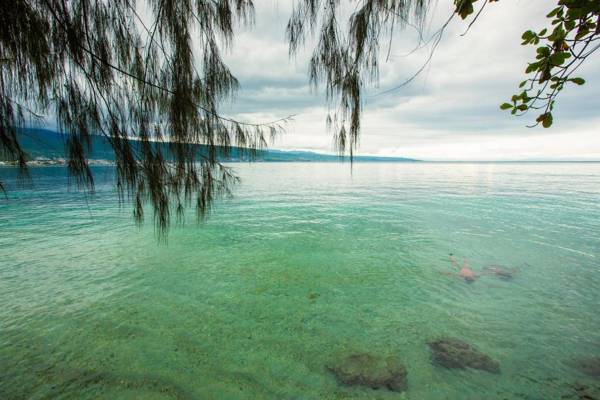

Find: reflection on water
<box><xmin>1</xmin><ymin>163</ymin><xmax>599</xmax><ymax>399</ymax></box>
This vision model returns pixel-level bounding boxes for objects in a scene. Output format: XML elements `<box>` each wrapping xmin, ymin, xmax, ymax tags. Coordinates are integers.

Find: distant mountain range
<box><xmin>8</xmin><ymin>128</ymin><xmax>418</xmax><ymax>163</ymax></box>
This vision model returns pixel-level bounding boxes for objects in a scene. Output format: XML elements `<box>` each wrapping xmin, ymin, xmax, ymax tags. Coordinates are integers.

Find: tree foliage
<box><xmin>287</xmin><ymin>0</ymin><xmax>431</xmax><ymax>157</ymax></box>
<box><xmin>499</xmin><ymin>0</ymin><xmax>600</xmax><ymax>128</ymax></box>
<box><xmin>0</xmin><ymin>0</ymin><xmax>289</xmax><ymax>237</ymax></box>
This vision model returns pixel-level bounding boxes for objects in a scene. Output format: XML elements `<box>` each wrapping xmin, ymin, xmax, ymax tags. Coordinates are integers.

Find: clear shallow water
<box><xmin>1</xmin><ymin>162</ymin><xmax>599</xmax><ymax>399</ymax></box>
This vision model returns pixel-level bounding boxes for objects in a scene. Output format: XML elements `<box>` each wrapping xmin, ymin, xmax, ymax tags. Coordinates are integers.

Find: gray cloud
<box><xmin>220</xmin><ymin>0</ymin><xmax>600</xmax><ymax>160</ymax></box>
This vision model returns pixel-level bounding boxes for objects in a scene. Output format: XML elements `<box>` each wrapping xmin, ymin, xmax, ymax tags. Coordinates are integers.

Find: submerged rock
<box><xmin>427</xmin><ymin>337</ymin><xmax>500</xmax><ymax>374</ymax></box>
<box><xmin>573</xmin><ymin>356</ymin><xmax>600</xmax><ymax>378</ymax></box>
<box><xmin>327</xmin><ymin>353</ymin><xmax>407</xmax><ymax>392</ymax></box>
<box><xmin>570</xmin><ymin>382</ymin><xmax>600</xmax><ymax>400</ymax></box>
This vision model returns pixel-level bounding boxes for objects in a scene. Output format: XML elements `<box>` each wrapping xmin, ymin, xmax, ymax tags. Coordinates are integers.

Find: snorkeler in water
<box><xmin>449</xmin><ymin>254</ymin><xmax>477</xmax><ymax>283</ymax></box>
<box><xmin>444</xmin><ymin>254</ymin><xmax>520</xmax><ymax>283</ymax></box>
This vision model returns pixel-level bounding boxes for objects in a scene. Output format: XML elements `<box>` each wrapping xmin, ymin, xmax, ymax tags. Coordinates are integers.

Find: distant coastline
<box><xmin>5</xmin><ymin>128</ymin><xmax>419</xmax><ymax>164</ymax></box>
<box><xmin>0</xmin><ymin>158</ymin><xmax>115</xmax><ymax>167</ymax></box>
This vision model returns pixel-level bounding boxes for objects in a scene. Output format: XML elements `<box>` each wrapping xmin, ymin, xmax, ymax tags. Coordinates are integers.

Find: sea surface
<box><xmin>1</xmin><ymin>162</ymin><xmax>599</xmax><ymax>399</ymax></box>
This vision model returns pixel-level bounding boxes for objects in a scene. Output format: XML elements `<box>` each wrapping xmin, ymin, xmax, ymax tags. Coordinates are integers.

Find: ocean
<box><xmin>1</xmin><ymin>162</ymin><xmax>599</xmax><ymax>399</ymax></box>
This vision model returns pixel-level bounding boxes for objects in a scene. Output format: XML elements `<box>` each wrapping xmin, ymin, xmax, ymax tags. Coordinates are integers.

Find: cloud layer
<box><xmin>221</xmin><ymin>0</ymin><xmax>600</xmax><ymax>161</ymax></box>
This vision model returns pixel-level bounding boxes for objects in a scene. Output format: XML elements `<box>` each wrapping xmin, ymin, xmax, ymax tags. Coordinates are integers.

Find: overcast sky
<box><xmin>219</xmin><ymin>0</ymin><xmax>600</xmax><ymax>161</ymax></box>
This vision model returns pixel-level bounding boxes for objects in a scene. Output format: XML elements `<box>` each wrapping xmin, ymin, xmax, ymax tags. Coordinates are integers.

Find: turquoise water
<box><xmin>1</xmin><ymin>162</ymin><xmax>599</xmax><ymax>399</ymax></box>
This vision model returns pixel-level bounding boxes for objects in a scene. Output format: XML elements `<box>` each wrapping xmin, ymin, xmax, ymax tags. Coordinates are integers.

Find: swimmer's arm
<box><xmin>449</xmin><ymin>255</ymin><xmax>460</xmax><ymax>270</ymax></box>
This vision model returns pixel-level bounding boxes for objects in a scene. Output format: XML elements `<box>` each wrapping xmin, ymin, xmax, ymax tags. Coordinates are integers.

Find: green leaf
<box><xmin>548</xmin><ymin>26</ymin><xmax>566</xmax><ymax>41</ymax></box>
<box><xmin>522</xmin><ymin>30</ymin><xmax>535</xmax><ymax>41</ymax></box>
<box><xmin>575</xmin><ymin>27</ymin><xmax>590</xmax><ymax>40</ymax></box>
<box><xmin>549</xmin><ymin>51</ymin><xmax>571</xmax><ymax>66</ymax></box>
<box><xmin>537</xmin><ymin>113</ymin><xmax>553</xmax><ymax>128</ymax></box>
<box><xmin>455</xmin><ymin>0</ymin><xmax>475</xmax><ymax>19</ymax></box>
<box><xmin>521</xmin><ymin>30</ymin><xmax>537</xmax><ymax>45</ymax></box>
<box><xmin>525</xmin><ymin>63</ymin><xmax>539</xmax><ymax>74</ymax></box>
<box><xmin>547</xmin><ymin>7</ymin><xmax>560</xmax><ymax>18</ymax></box>
<box><xmin>500</xmin><ymin>103</ymin><xmax>513</xmax><ymax>110</ymax></box>
<box><xmin>569</xmin><ymin>77</ymin><xmax>586</xmax><ymax>85</ymax></box>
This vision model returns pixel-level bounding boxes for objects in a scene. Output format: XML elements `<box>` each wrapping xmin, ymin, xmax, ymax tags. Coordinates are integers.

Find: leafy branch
<box><xmin>500</xmin><ymin>0</ymin><xmax>600</xmax><ymax>127</ymax></box>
